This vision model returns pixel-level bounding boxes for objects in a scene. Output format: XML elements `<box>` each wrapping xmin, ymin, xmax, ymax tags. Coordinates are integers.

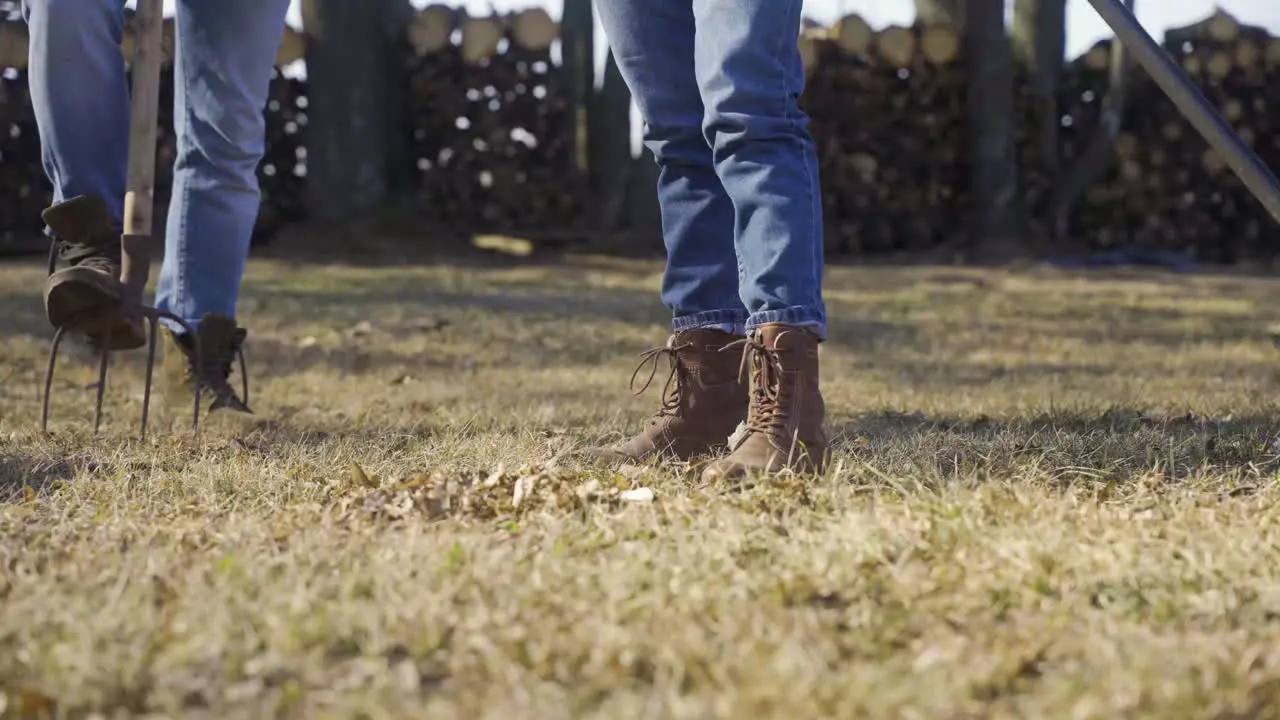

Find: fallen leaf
<box><xmin>14</xmin><ymin>687</ymin><xmax>57</xmax><ymax>716</ymax></box>
<box><xmin>350</xmin><ymin>462</ymin><xmax>377</xmax><ymax>489</ymax></box>
<box><xmin>512</xmin><ymin>474</ymin><xmax>538</xmax><ymax>508</ymax></box>
<box><xmin>620</xmin><ymin>487</ymin><xmax>655</xmax><ymax>503</ymax></box>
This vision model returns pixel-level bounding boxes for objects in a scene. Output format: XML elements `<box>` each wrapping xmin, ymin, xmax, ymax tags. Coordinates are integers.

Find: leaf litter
<box><xmin>335</xmin><ymin>462</ymin><xmax>657</xmax><ymax>523</ymax></box>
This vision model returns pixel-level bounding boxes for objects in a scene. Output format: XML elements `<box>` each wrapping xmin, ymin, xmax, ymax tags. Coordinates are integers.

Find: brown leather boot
<box><xmin>160</xmin><ymin>313</ymin><xmax>254</xmax><ymax>418</ymax></box>
<box><xmin>584</xmin><ymin>328</ymin><xmax>748</xmax><ymax>464</ymax></box>
<box><xmin>42</xmin><ymin>195</ymin><xmax>145</xmax><ymax>350</ymax></box>
<box><xmin>701</xmin><ymin>324</ymin><xmax>828</xmax><ymax>481</ymax></box>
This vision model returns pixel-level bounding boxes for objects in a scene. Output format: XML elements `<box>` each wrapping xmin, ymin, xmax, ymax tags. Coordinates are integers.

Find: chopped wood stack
<box><xmin>257</xmin><ymin>69</ymin><xmax>309</xmax><ymax>237</ymax></box>
<box><xmin>401</xmin><ymin>6</ymin><xmax>582</xmax><ymax>234</ymax></box>
<box><xmin>801</xmin><ymin>18</ymin><xmax>968</xmax><ymax>254</ymax></box>
<box><xmin>800</xmin><ymin>8</ymin><xmax>1279</xmax><ymax>261</ymax></box>
<box><xmin>1060</xmin><ymin>10</ymin><xmax>1280</xmax><ymax>262</ymax></box>
<box><xmin>0</xmin><ymin>68</ymin><xmax>46</xmax><ymax>253</ymax></box>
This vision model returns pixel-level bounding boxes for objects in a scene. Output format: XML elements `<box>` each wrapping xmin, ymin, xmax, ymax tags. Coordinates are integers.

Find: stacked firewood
<box><xmin>401</xmin><ymin>6</ymin><xmax>582</xmax><ymax>234</ymax></box>
<box><xmin>800</xmin><ymin>9</ymin><xmax>1280</xmax><ymax>261</ymax></box>
<box><xmin>0</xmin><ymin>67</ymin><xmax>46</xmax><ymax>252</ymax></box>
<box><xmin>801</xmin><ymin>17</ymin><xmax>967</xmax><ymax>254</ymax></box>
<box><xmin>1060</xmin><ymin>10</ymin><xmax>1280</xmax><ymax>262</ymax></box>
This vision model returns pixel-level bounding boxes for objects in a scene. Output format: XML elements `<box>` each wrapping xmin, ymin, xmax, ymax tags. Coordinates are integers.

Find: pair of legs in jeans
<box><xmin>586</xmin><ymin>0</ymin><xmax>830</xmax><ymax>478</ymax></box>
<box><xmin>24</xmin><ymin>0</ymin><xmax>289</xmax><ymax>414</ymax></box>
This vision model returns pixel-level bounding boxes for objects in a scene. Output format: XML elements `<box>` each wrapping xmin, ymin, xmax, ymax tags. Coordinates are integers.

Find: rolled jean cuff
<box><xmin>673</xmin><ymin>309</ymin><xmax>749</xmax><ymax>336</ymax></box>
<box><xmin>747</xmin><ymin>307</ymin><xmax>827</xmax><ymax>341</ymax></box>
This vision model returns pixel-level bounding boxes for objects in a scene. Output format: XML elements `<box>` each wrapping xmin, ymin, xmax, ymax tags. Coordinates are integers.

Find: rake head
<box><xmin>39</xmin><ymin>233</ymin><xmax>203</xmax><ymax>441</ymax></box>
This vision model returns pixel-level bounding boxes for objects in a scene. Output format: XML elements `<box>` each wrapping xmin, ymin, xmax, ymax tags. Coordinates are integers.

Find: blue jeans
<box><xmin>596</xmin><ymin>0</ymin><xmax>827</xmax><ymax>339</ymax></box>
<box><xmin>22</xmin><ymin>0</ymin><xmax>290</xmax><ymax>332</ymax></box>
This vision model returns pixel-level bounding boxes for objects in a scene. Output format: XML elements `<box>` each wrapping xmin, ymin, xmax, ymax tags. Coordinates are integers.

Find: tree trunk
<box><xmin>300</xmin><ymin>0</ymin><xmax>412</xmax><ymax>221</ymax></box>
<box><xmin>964</xmin><ymin>0</ymin><xmax>1020</xmax><ymax>258</ymax></box>
<box><xmin>591</xmin><ymin>49</ymin><xmax>634</xmax><ymax>233</ymax></box>
<box><xmin>1012</xmin><ymin>0</ymin><xmax>1067</xmax><ymax>176</ymax></box>
<box><xmin>916</xmin><ymin>0</ymin><xmax>966</xmax><ymax>33</ymax></box>
<box><xmin>560</xmin><ymin>0</ymin><xmax>594</xmax><ymax>179</ymax></box>
<box><xmin>1047</xmin><ymin>0</ymin><xmax>1135</xmax><ymax>243</ymax></box>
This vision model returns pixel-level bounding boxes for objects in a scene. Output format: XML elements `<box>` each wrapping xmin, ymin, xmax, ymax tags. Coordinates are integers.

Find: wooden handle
<box><xmin>123</xmin><ymin>0</ymin><xmax>164</xmax><ymax>237</ymax></box>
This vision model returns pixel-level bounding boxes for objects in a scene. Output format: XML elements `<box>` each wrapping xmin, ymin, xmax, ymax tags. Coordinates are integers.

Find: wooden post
<box><xmin>119</xmin><ymin>0</ymin><xmax>164</xmax><ymax>308</ymax></box>
<box><xmin>964</xmin><ymin>0</ymin><xmax>1021</xmax><ymax>259</ymax></box>
<box><xmin>561</xmin><ymin>0</ymin><xmax>594</xmax><ymax>179</ymax></box>
<box><xmin>122</xmin><ymin>0</ymin><xmax>163</xmax><ymax>239</ymax></box>
<box><xmin>591</xmin><ymin>48</ymin><xmax>633</xmax><ymax>233</ymax></box>
<box><xmin>1048</xmin><ymin>0</ymin><xmax>1134</xmax><ymax>243</ymax></box>
<box><xmin>1013</xmin><ymin>0</ymin><xmax>1068</xmax><ymax>177</ymax></box>
<box><xmin>300</xmin><ymin>0</ymin><xmax>411</xmax><ymax>221</ymax></box>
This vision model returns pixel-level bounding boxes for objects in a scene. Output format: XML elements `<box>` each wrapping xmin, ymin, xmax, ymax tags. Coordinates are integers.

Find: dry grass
<box><xmin>4</xmin><ymin>253</ymin><xmax>1280</xmax><ymax>718</ymax></box>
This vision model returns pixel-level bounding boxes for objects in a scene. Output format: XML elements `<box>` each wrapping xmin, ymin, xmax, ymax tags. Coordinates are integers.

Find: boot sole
<box><xmin>45</xmin><ymin>273</ymin><xmax>147</xmax><ymax>351</ymax></box>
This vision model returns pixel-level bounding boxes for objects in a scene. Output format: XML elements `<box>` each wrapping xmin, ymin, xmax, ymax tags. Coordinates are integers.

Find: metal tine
<box><xmin>39</xmin><ymin>326</ymin><xmax>68</xmax><ymax>434</ymax></box>
<box><xmin>153</xmin><ymin>311</ymin><xmax>203</xmax><ymax>438</ymax></box>
<box><xmin>140</xmin><ymin>315</ymin><xmax>160</xmax><ymax>440</ymax></box>
<box><xmin>41</xmin><ymin>309</ymin><xmax>204</xmax><ymax>441</ymax></box>
<box><xmin>92</xmin><ymin>325</ymin><xmax>113</xmax><ymax>434</ymax></box>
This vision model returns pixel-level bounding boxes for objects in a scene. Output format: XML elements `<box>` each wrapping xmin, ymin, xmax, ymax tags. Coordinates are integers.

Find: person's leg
<box><xmin>693</xmin><ymin>0</ymin><xmax>829</xmax><ymax>479</ymax></box>
<box><xmin>156</xmin><ymin>0</ymin><xmax>289</xmax><ymax>415</ymax></box>
<box><xmin>156</xmin><ymin>0</ymin><xmax>289</xmax><ymax>329</ymax></box>
<box><xmin>23</xmin><ymin>0</ymin><xmax>145</xmax><ymax>349</ymax></box>
<box><xmin>582</xmin><ymin>0</ymin><xmax>748</xmax><ymax>464</ymax></box>
<box><xmin>599</xmin><ymin>0</ymin><xmax>744</xmax><ymax>333</ymax></box>
<box><xmin>22</xmin><ymin>0</ymin><xmax>128</xmax><ymax>216</ymax></box>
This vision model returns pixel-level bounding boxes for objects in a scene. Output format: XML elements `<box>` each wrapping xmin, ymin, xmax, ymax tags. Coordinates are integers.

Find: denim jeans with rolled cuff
<box><xmin>596</xmin><ymin>0</ymin><xmax>827</xmax><ymax>340</ymax></box>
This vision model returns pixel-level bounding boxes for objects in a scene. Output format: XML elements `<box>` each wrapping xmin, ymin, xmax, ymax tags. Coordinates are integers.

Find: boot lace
<box><xmin>628</xmin><ymin>342</ymin><xmax>694</xmax><ymax>420</ymax></box>
<box><xmin>722</xmin><ymin>335</ymin><xmax>787</xmax><ymax>436</ymax></box>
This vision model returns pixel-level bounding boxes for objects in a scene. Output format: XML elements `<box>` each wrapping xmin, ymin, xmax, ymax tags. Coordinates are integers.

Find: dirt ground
<box><xmin>4</xmin><ymin>251</ymin><xmax>1280</xmax><ymax>718</ymax></box>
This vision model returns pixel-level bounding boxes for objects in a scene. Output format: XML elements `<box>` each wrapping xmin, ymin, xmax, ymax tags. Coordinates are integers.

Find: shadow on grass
<box><xmin>0</xmin><ymin>453</ymin><xmax>76</xmax><ymax>503</ymax></box>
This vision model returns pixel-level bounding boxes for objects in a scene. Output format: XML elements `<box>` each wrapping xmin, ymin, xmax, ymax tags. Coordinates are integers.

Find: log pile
<box><xmin>1058</xmin><ymin>10</ymin><xmax>1280</xmax><ymax>262</ymax></box>
<box><xmin>801</xmin><ymin>8</ymin><xmax>1280</xmax><ymax>261</ymax></box>
<box><xmin>801</xmin><ymin>19</ymin><xmax>968</xmax><ymax>254</ymax></box>
<box><xmin>401</xmin><ymin>5</ymin><xmax>583</xmax><ymax>234</ymax></box>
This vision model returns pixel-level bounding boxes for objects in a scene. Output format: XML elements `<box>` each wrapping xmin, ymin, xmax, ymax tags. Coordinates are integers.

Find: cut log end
<box><xmin>511</xmin><ymin>8</ymin><xmax>558</xmax><ymax>52</ymax></box>
<box><xmin>831</xmin><ymin>13</ymin><xmax>873</xmax><ymax>56</ymax></box>
<box><xmin>0</xmin><ymin>21</ymin><xmax>29</xmax><ymax>70</ymax></box>
<box><xmin>920</xmin><ymin>25</ymin><xmax>959</xmax><ymax>65</ymax></box>
<box><xmin>1206</xmin><ymin>9</ymin><xmax>1242</xmax><ymax>44</ymax></box>
<box><xmin>461</xmin><ymin>16</ymin><xmax>505</xmax><ymax>65</ymax></box>
<box><xmin>876</xmin><ymin>26</ymin><xmax>916</xmax><ymax>69</ymax></box>
<box><xmin>407</xmin><ymin>4</ymin><xmax>456</xmax><ymax>55</ymax></box>
<box><xmin>277</xmin><ymin>26</ymin><xmax>306</xmax><ymax>66</ymax></box>
<box><xmin>799</xmin><ymin>31</ymin><xmax>825</xmax><ymax>75</ymax></box>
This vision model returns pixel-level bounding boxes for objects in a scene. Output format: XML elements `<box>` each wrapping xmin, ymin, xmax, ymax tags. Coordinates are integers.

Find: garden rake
<box><xmin>40</xmin><ymin>0</ymin><xmax>203</xmax><ymax>440</ymax></box>
<box><xmin>1086</xmin><ymin>0</ymin><xmax>1280</xmax><ymax>226</ymax></box>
